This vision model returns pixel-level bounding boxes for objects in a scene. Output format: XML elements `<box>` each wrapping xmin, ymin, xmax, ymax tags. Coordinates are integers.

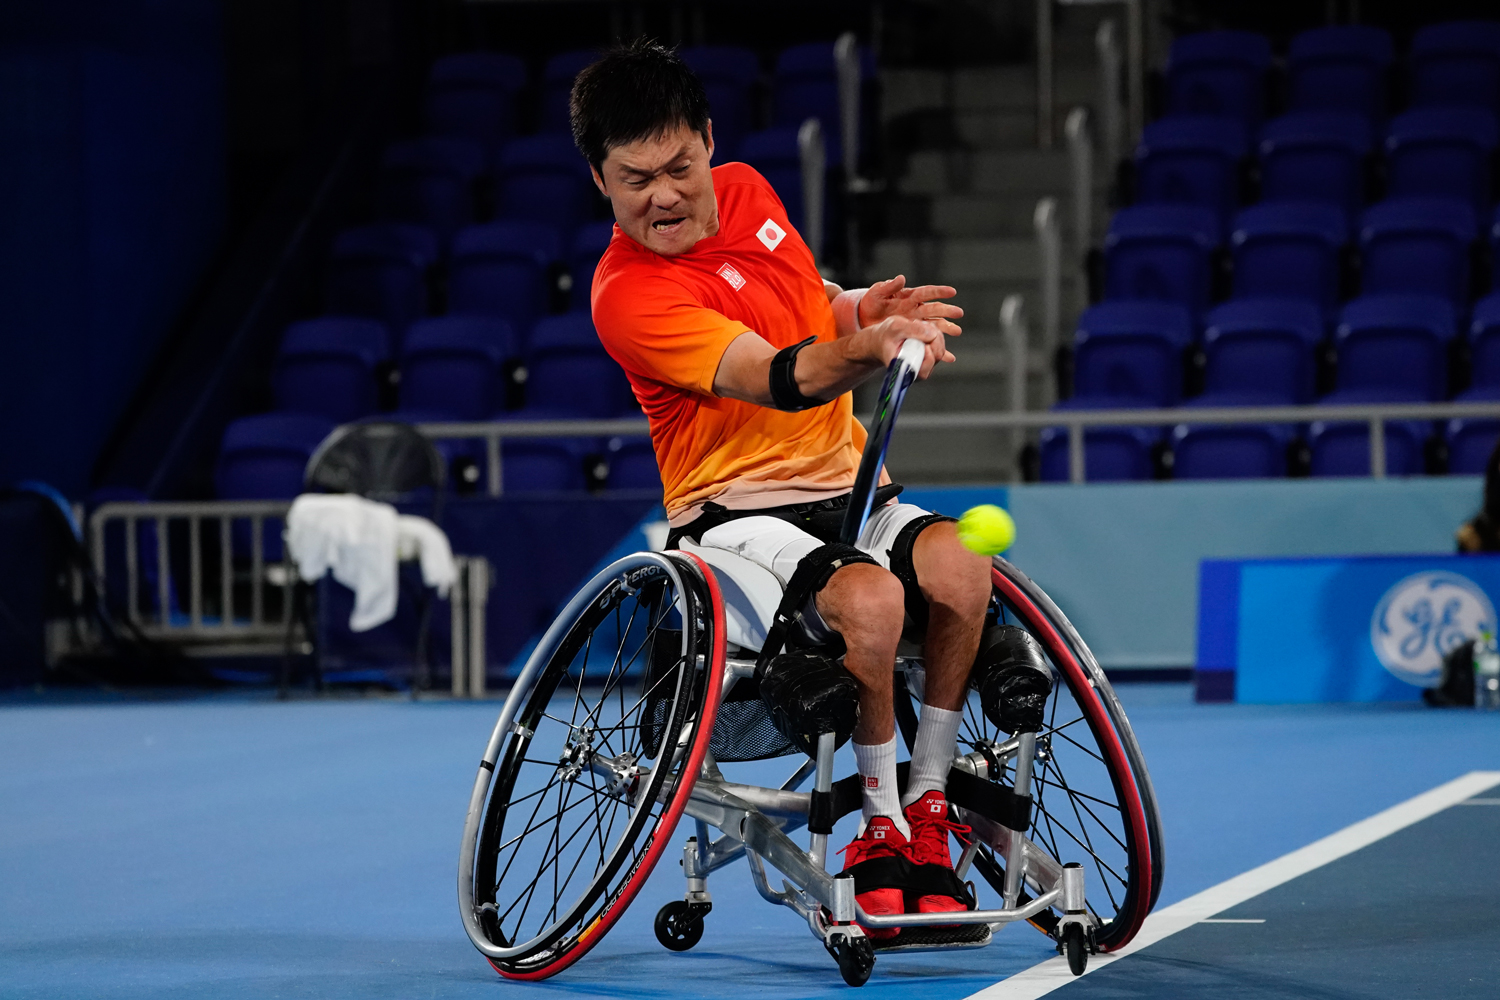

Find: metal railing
<box><xmin>416</xmin><ymin>400</ymin><xmax>1498</xmax><ymax>490</ymax></box>
<box><xmin>87</xmin><ymin>500</ymin><xmax>492</xmax><ymax>688</ymax></box>
<box><xmin>798</xmin><ymin>117</ymin><xmax>827</xmax><ymax>266</ymax></box>
<box><xmin>1037</xmin><ymin>0</ymin><xmax>1142</xmax><ymax>149</ymax></box>
<box><xmin>1033</xmin><ymin>197</ymin><xmax>1062</xmax><ymax>356</ymax></box>
<box><xmin>898</xmin><ymin>400</ymin><xmax>1500</xmax><ymax>484</ymax></box>
<box><xmin>89</xmin><ymin>500</ymin><xmax>298</xmax><ymax>648</ymax></box>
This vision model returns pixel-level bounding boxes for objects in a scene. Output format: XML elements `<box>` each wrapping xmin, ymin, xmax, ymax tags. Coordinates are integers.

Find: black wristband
<box><xmin>768</xmin><ymin>336</ymin><xmax>824</xmax><ymax>411</ymax></box>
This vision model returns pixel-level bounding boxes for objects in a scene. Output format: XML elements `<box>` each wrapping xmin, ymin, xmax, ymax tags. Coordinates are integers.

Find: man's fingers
<box><xmin>909</xmin><ymin>284</ymin><xmax>958</xmax><ymax>302</ymax></box>
<box><xmin>933</xmin><ymin>319</ymin><xmax>964</xmax><ymax>337</ymax></box>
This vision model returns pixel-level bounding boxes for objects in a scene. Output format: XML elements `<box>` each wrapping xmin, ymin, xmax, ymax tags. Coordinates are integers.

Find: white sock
<box><xmin>852</xmin><ymin>736</ymin><xmax>910</xmax><ymax>839</ymax></box>
<box><xmin>901</xmin><ymin>704</ymin><xmax>964</xmax><ymax>808</ymax></box>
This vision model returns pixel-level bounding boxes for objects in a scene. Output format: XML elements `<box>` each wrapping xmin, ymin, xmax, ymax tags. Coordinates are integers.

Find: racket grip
<box><xmin>895</xmin><ymin>338</ymin><xmax>926</xmax><ymax>376</ymax></box>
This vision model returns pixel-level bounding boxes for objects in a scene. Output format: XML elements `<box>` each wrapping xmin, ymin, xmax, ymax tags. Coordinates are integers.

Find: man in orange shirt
<box><xmin>573</xmin><ymin>42</ymin><xmax>995</xmax><ymax>936</ymax></box>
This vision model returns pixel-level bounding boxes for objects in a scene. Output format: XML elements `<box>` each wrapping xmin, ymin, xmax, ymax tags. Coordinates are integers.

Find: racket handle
<box><xmin>895</xmin><ymin>338</ymin><xmax>926</xmax><ymax>377</ymax></box>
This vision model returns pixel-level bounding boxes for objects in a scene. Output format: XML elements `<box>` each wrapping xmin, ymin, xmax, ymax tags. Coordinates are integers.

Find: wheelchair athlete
<box><xmin>573</xmin><ymin>41</ymin><xmax>994</xmax><ymax>938</ymax></box>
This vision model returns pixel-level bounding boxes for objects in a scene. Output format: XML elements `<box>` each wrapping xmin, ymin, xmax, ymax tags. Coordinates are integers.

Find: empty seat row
<box><xmin>324</xmin><ymin>218</ymin><xmax>611</xmax><ymax>337</ymax></box>
<box><xmin>1038</xmin><ymin>407</ymin><xmax>1499</xmax><ymax>481</ymax></box>
<box><xmin>1134</xmin><ymin>104</ymin><xmax>1499</xmax><ymax>224</ymax></box>
<box><xmin>214</xmin><ymin>412</ymin><xmax>658</xmax><ymax>503</ymax></box>
<box><xmin>1072</xmin><ymin>293</ymin><xmax>1500</xmax><ymax>407</ymax></box>
<box><xmin>421</xmin><ymin>43</ymin><xmax>876</xmax><ymax>171</ymax></box>
<box><xmin>272</xmin><ymin>313</ymin><xmax>635</xmax><ymax>424</ymax></box>
<box><xmin>1163</xmin><ymin>22</ymin><xmax>1500</xmax><ymax>127</ymax></box>
<box><xmin>1102</xmin><ymin>197</ymin><xmax>1495</xmax><ymax>318</ymax></box>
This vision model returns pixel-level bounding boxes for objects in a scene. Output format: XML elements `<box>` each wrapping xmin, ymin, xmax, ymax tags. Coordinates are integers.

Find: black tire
<box><xmin>471</xmin><ymin>553</ymin><xmax>726</xmax><ymax>980</ymax></box>
<box><xmin>654</xmin><ymin>900</ymin><xmax>706</xmax><ymax>952</ymax></box>
<box><xmin>1062</xmin><ymin>923</ymin><xmax>1088</xmax><ymax>976</ymax></box>
<box><xmin>895</xmin><ymin>557</ymin><xmax>1163</xmax><ymax>952</ymax></box>
<box><xmin>828</xmin><ymin>933</ymin><xmax>875</xmax><ymax>987</ymax></box>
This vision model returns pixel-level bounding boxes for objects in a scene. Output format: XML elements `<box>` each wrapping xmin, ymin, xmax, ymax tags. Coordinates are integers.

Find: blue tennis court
<box><xmin>4</xmin><ymin>686</ymin><xmax>1497</xmax><ymax>1000</ymax></box>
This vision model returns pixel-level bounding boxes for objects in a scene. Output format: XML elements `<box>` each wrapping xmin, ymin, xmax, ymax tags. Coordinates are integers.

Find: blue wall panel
<box><xmin>0</xmin><ymin>2</ymin><xmax>225</xmax><ymax>496</ymax></box>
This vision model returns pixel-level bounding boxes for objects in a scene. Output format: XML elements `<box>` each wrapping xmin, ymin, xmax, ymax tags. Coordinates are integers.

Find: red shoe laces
<box><xmin>906</xmin><ymin>810</ymin><xmax>972</xmax><ymax>866</ymax></box>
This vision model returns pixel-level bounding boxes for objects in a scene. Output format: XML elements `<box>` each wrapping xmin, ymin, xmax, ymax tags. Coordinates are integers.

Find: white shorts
<box><xmin>695</xmin><ymin>501</ymin><xmax>937</xmax><ymax>644</ymax></box>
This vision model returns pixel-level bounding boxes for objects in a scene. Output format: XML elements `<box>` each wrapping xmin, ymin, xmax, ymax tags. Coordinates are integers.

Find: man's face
<box><xmin>592</xmin><ymin>123</ymin><xmax>718</xmax><ymax>256</ymax></box>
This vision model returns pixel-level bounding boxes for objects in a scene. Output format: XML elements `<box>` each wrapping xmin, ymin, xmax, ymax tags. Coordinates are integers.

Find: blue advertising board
<box><xmin>1197</xmin><ymin>555</ymin><xmax>1500</xmax><ymax>703</ymax></box>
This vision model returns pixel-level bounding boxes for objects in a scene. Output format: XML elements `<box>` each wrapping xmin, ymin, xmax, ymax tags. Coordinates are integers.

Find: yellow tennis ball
<box><xmin>956</xmin><ymin>504</ymin><xmax>1015</xmax><ymax>556</ymax></box>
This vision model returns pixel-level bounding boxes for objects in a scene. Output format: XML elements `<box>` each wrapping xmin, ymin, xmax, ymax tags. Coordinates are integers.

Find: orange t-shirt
<box><xmin>592</xmin><ymin>162</ymin><xmax>867</xmax><ymax>524</ymax></box>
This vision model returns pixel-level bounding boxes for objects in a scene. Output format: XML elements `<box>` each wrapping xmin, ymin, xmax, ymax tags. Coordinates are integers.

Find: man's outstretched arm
<box><xmin>713</xmin><ymin>275</ymin><xmax>964</xmax><ymax>407</ymax></box>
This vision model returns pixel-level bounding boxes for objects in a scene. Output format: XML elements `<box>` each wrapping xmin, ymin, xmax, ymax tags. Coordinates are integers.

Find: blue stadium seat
<box><xmin>489</xmin><ymin>409</ymin><xmax>595</xmax><ymax>492</ymax></box>
<box><xmin>324</xmin><ymin>224</ymin><xmax>438</xmax><ymax>338</ymax></box>
<box><xmin>681</xmin><ymin>45</ymin><xmax>761</xmax><ymax>165</ymax></box>
<box><xmin>272</xmin><ymin>318</ymin><xmax>390</xmax><ymax>424</ymax></box>
<box><xmin>540</xmin><ymin>49</ymin><xmax>600</xmax><ymax>133</ymax></box>
<box><xmin>1308</xmin><ymin>388</ymin><xmax>1427</xmax><ymax>476</ymax></box>
<box><xmin>1229</xmin><ymin>201</ymin><xmax>1347</xmax><ymax>314</ymax></box>
<box><xmin>1039</xmin><ymin>397</ymin><xmax>1158</xmax><ymax>483</ymax></box>
<box><xmin>1470</xmin><ymin>292</ymin><xmax>1500</xmax><ymax>390</ymax></box>
<box><xmin>1103</xmin><ymin>204</ymin><xmax>1221</xmax><ymax>317</ymax></box>
<box><xmin>377</xmin><ymin>137</ymin><xmax>486</xmax><ymax>246</ymax></box>
<box><xmin>399</xmin><ymin>317</ymin><xmax>516</xmax><ymax>420</ymax></box>
<box><xmin>735</xmin><ymin>127</ymin><xmax>810</xmax><ymax>232</ymax></box>
<box><xmin>1333</xmin><ymin>294</ymin><xmax>1456</xmax><ymax>400</ymax></box>
<box><xmin>423</xmin><ymin>52</ymin><xmax>527</xmax><ymax>147</ymax></box>
<box><xmin>1408</xmin><ymin>21</ymin><xmax>1500</xmax><ymax>115</ymax></box>
<box><xmin>771</xmin><ymin>41</ymin><xmax>877</xmax><ymax>168</ymax></box>
<box><xmin>1493</xmin><ymin>207</ymin><xmax>1500</xmax><ymax>292</ymax></box>
<box><xmin>1383</xmin><ymin>107</ymin><xmax>1498</xmax><ymax>216</ymax></box>
<box><xmin>1447</xmin><ymin>385</ymin><xmax>1500</xmax><ymax>473</ymax></box>
<box><xmin>1256</xmin><ymin>112</ymin><xmax>1373</xmax><ymax>220</ymax></box>
<box><xmin>525</xmin><ymin>312</ymin><xmax>635</xmax><ymax>418</ymax></box>
<box><xmin>1171</xmin><ymin>418</ymin><xmax>1291</xmax><ymax>480</ymax></box>
<box><xmin>1164</xmin><ymin>30</ymin><xmax>1273</xmax><ymax>127</ymax></box>
<box><xmin>1286</xmin><ymin>25</ymin><xmax>1394</xmax><ymax>120</ymax></box>
<box><xmin>215</xmin><ymin>414</ymin><xmax>335</xmax><ymax>500</ymax></box>
<box><xmin>1358</xmin><ymin>197</ymin><xmax>1476</xmax><ymax>308</ymax></box>
<box><xmin>1202</xmin><ymin>298</ymin><xmax>1323</xmax><ymax>403</ymax></box>
<box><xmin>1072</xmin><ymin>301</ymin><xmax>1192</xmax><ymax>406</ymax></box>
<box><xmin>494</xmin><ymin>134</ymin><xmax>596</xmax><ymax>234</ymax></box>
<box><xmin>567</xmin><ymin>221</ymin><xmax>615</xmax><ymax>311</ymax></box>
<box><xmin>448</xmin><ymin>221</ymin><xmax>563</xmax><ymax>335</ymax></box>
<box><xmin>604</xmin><ymin>436</ymin><xmax>661</xmax><ymax>491</ymax></box>
<box><xmin>1134</xmin><ymin>115</ymin><xmax>1249</xmax><ymax>223</ymax></box>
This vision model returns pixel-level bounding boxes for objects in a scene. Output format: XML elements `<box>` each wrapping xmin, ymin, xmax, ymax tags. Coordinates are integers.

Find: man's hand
<box><xmin>858</xmin><ymin>275</ymin><xmax>964</xmax><ymax>338</ymax></box>
<box><xmin>855</xmin><ymin>315</ymin><xmax>952</xmax><ymax>380</ymax></box>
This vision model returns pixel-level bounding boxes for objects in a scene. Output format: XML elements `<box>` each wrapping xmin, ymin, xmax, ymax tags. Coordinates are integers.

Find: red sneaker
<box><xmin>902</xmin><ymin>790</ymin><xmax>973</xmax><ymax>915</ymax></box>
<box><xmin>838</xmin><ymin>816</ymin><xmax>909</xmax><ymax>941</ymax></box>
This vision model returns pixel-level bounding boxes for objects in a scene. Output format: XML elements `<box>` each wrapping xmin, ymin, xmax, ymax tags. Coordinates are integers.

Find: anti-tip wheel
<box><xmin>827</xmin><ymin>932</ymin><xmax>875</xmax><ymax>987</ymax></box>
<box><xmin>654</xmin><ymin>900</ymin><xmax>706</xmax><ymax>952</ymax></box>
<box><xmin>1061</xmin><ymin>924</ymin><xmax>1088</xmax><ymax>977</ymax></box>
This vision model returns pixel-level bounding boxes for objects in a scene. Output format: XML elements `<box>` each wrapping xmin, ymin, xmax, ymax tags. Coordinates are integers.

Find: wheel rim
<box><xmin>895</xmin><ymin>563</ymin><xmax>1156</xmax><ymax>952</ymax></box>
<box><xmin>473</xmin><ymin>554</ymin><xmax>723</xmax><ymax>976</ymax></box>
<box><xmin>986</xmin><ymin>563</ymin><xmax>1154</xmax><ymax>950</ymax></box>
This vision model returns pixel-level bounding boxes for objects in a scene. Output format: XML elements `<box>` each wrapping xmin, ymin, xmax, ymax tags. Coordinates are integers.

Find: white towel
<box><xmin>285</xmin><ymin>495</ymin><xmax>456</xmax><ymax>632</ymax></box>
<box><xmin>396</xmin><ymin>515</ymin><xmax>457</xmax><ymax>597</ymax></box>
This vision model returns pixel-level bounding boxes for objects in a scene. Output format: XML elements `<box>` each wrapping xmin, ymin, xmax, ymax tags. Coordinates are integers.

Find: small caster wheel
<box><xmin>654</xmin><ymin>900</ymin><xmax>706</xmax><ymax>952</ymax></box>
<box><xmin>1060</xmin><ymin>923</ymin><xmax>1088</xmax><ymax>976</ymax></box>
<box><xmin>826</xmin><ymin>932</ymin><xmax>875</xmax><ymax>987</ymax></box>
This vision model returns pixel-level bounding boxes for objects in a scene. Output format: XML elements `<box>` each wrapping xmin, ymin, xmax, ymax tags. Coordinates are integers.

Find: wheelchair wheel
<box><xmin>463</xmin><ymin>552</ymin><xmax>725</xmax><ymax>980</ymax></box>
<box><xmin>895</xmin><ymin>557</ymin><xmax>1163</xmax><ymax>952</ymax></box>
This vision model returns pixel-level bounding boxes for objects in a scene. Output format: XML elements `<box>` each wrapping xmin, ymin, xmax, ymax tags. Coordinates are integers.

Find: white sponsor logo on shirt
<box><xmin>756</xmin><ymin>218</ymin><xmax>787</xmax><ymax>251</ymax></box>
<box><xmin>716</xmin><ymin>262</ymin><xmax>746</xmax><ymax>290</ymax></box>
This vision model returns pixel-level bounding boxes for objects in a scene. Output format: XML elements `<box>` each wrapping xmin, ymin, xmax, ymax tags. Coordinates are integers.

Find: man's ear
<box><xmin>590</xmin><ymin>163</ymin><xmax>608</xmax><ymax>197</ymax></box>
<box><xmin>703</xmin><ymin>120</ymin><xmax>715</xmax><ymax>161</ymax></box>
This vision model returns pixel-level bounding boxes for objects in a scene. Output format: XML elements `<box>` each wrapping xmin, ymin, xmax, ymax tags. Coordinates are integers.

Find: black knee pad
<box><xmin>972</xmin><ymin>625</ymin><xmax>1054</xmax><ymax>734</ymax></box>
<box><xmin>757</xmin><ymin>649</ymin><xmax>860</xmax><ymax>758</ymax></box>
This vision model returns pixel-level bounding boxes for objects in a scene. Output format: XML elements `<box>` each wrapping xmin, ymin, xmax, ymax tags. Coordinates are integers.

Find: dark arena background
<box><xmin>3</xmin><ymin>1</ymin><xmax>1500</xmax><ymax>997</ymax></box>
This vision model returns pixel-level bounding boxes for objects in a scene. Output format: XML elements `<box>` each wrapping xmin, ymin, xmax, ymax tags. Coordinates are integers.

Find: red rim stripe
<box><xmin>496</xmin><ymin>554</ymin><xmax>727</xmax><ymax>980</ymax></box>
<box><xmin>990</xmin><ymin>567</ymin><xmax>1153</xmax><ymax>951</ymax></box>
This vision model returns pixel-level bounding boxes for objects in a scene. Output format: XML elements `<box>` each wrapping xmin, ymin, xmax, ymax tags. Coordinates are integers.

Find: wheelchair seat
<box><xmin>676</xmin><ymin>539</ymin><xmax>781</xmax><ymax>652</ymax></box>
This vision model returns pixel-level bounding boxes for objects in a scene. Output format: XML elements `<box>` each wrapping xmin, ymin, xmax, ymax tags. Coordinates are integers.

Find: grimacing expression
<box><xmin>591</xmin><ymin>123</ymin><xmax>719</xmax><ymax>256</ymax></box>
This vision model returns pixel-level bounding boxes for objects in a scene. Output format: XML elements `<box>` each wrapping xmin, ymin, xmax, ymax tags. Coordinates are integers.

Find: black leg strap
<box><xmin>755</xmin><ymin>542</ymin><xmax>877</xmax><ymax>673</ymax></box>
<box><xmin>887</xmin><ymin>513</ymin><xmax>956</xmax><ymax>634</ymax></box>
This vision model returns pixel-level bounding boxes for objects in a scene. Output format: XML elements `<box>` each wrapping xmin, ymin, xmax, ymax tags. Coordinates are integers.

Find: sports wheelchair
<box><xmin>458</xmin><ymin>344</ymin><xmax>1163</xmax><ymax>986</ymax></box>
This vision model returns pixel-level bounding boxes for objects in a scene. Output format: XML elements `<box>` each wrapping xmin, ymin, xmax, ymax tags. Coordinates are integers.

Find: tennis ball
<box><xmin>956</xmin><ymin>504</ymin><xmax>1015</xmax><ymax>556</ymax></box>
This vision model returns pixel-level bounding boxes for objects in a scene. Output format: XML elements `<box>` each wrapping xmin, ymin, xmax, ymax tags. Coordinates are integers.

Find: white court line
<box><xmin>1199</xmin><ymin>918</ymin><xmax>1264</xmax><ymax>924</ymax></box>
<box><xmin>1457</xmin><ymin>798</ymin><xmax>1500</xmax><ymax>805</ymax></box>
<box><xmin>964</xmin><ymin>770</ymin><xmax>1500</xmax><ymax>1000</ymax></box>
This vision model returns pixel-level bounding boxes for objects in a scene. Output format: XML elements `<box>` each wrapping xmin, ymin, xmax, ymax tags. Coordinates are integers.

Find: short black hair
<box><xmin>570</xmin><ymin>39</ymin><xmax>711</xmax><ymax>173</ymax></box>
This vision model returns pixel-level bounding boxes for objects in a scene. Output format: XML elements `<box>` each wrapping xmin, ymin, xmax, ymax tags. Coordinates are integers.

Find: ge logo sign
<box><xmin>1370</xmin><ymin>571</ymin><xmax>1495</xmax><ymax>687</ymax></box>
